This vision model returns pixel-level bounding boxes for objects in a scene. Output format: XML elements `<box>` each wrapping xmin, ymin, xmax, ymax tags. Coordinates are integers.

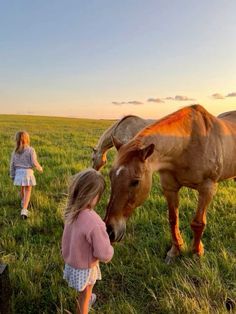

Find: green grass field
<box><xmin>0</xmin><ymin>114</ymin><xmax>235</xmax><ymax>314</ymax></box>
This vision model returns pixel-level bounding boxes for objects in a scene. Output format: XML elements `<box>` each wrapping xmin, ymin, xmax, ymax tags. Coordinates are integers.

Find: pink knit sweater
<box><xmin>62</xmin><ymin>208</ymin><xmax>114</xmax><ymax>269</ymax></box>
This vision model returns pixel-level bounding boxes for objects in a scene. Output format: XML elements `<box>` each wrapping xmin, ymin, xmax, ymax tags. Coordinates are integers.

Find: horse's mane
<box><xmin>116</xmin><ymin>105</ymin><xmax>215</xmax><ymax>164</ymax></box>
<box><xmin>95</xmin><ymin>119</ymin><xmax>120</xmax><ymax>149</ymax></box>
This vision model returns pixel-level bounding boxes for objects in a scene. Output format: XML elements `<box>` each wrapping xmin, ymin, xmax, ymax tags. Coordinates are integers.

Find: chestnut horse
<box><xmin>105</xmin><ymin>105</ymin><xmax>236</xmax><ymax>263</ymax></box>
<box><xmin>92</xmin><ymin>115</ymin><xmax>155</xmax><ymax>170</ymax></box>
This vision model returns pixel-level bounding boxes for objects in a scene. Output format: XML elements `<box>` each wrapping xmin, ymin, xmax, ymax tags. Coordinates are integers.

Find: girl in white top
<box><xmin>10</xmin><ymin>131</ymin><xmax>43</xmax><ymax>219</ymax></box>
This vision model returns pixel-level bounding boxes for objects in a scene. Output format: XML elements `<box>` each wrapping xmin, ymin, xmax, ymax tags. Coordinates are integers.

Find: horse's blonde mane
<box><xmin>95</xmin><ymin>119</ymin><xmax>119</xmax><ymax>150</ymax></box>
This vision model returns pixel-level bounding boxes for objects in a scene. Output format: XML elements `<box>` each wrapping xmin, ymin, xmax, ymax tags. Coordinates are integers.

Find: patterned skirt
<box><xmin>63</xmin><ymin>263</ymin><xmax>101</xmax><ymax>292</ymax></box>
<box><xmin>14</xmin><ymin>168</ymin><xmax>36</xmax><ymax>186</ymax></box>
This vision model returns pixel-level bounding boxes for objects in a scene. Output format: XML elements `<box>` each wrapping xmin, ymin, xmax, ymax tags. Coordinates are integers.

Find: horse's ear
<box><xmin>112</xmin><ymin>135</ymin><xmax>123</xmax><ymax>151</ymax></box>
<box><xmin>139</xmin><ymin>144</ymin><xmax>155</xmax><ymax>161</ymax></box>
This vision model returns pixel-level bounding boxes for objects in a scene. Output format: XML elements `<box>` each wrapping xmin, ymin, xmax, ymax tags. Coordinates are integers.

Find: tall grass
<box><xmin>0</xmin><ymin>115</ymin><xmax>235</xmax><ymax>313</ymax></box>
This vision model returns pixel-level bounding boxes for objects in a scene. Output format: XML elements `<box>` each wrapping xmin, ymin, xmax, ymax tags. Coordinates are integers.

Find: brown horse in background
<box><xmin>218</xmin><ymin>110</ymin><xmax>236</xmax><ymax>122</ymax></box>
<box><xmin>92</xmin><ymin>115</ymin><xmax>155</xmax><ymax>170</ymax></box>
<box><xmin>218</xmin><ymin>110</ymin><xmax>236</xmax><ymax>183</ymax></box>
<box><xmin>105</xmin><ymin>105</ymin><xmax>236</xmax><ymax>263</ymax></box>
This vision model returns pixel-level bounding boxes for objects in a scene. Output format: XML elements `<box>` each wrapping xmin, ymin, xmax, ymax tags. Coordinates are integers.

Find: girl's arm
<box><xmin>10</xmin><ymin>153</ymin><xmax>15</xmax><ymax>179</ymax></box>
<box><xmin>31</xmin><ymin>148</ymin><xmax>43</xmax><ymax>172</ymax></box>
<box><xmin>90</xmin><ymin>225</ymin><xmax>114</xmax><ymax>263</ymax></box>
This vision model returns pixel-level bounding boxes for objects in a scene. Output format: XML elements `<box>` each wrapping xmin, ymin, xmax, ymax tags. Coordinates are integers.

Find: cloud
<box><xmin>165</xmin><ymin>95</ymin><xmax>194</xmax><ymax>101</ymax></box>
<box><xmin>127</xmin><ymin>100</ymin><xmax>143</xmax><ymax>105</ymax></box>
<box><xmin>212</xmin><ymin>93</ymin><xmax>225</xmax><ymax>99</ymax></box>
<box><xmin>211</xmin><ymin>91</ymin><xmax>236</xmax><ymax>99</ymax></box>
<box><xmin>112</xmin><ymin>100</ymin><xmax>143</xmax><ymax>106</ymax></box>
<box><xmin>147</xmin><ymin>98</ymin><xmax>165</xmax><ymax>103</ymax></box>
<box><xmin>174</xmin><ymin>95</ymin><xmax>195</xmax><ymax>101</ymax></box>
<box><xmin>112</xmin><ymin>101</ymin><xmax>126</xmax><ymax>106</ymax></box>
<box><xmin>226</xmin><ymin>92</ymin><xmax>236</xmax><ymax>97</ymax></box>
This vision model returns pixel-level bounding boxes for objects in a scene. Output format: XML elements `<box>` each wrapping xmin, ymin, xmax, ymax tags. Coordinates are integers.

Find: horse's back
<box><xmin>114</xmin><ymin>116</ymin><xmax>154</xmax><ymax>143</ymax></box>
<box><xmin>218</xmin><ymin>110</ymin><xmax>236</xmax><ymax>124</ymax></box>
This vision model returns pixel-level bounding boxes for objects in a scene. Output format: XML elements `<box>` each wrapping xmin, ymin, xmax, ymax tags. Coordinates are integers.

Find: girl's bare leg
<box><xmin>20</xmin><ymin>186</ymin><xmax>24</xmax><ymax>201</ymax></box>
<box><xmin>23</xmin><ymin>186</ymin><xmax>32</xmax><ymax>209</ymax></box>
<box><xmin>77</xmin><ymin>285</ymin><xmax>93</xmax><ymax>314</ymax></box>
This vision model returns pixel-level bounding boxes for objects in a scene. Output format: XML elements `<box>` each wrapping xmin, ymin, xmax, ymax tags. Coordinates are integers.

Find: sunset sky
<box><xmin>0</xmin><ymin>1</ymin><xmax>235</xmax><ymax>119</ymax></box>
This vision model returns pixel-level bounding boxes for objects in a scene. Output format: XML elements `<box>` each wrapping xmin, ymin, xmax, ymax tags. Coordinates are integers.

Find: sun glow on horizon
<box><xmin>0</xmin><ymin>1</ymin><xmax>235</xmax><ymax>119</ymax></box>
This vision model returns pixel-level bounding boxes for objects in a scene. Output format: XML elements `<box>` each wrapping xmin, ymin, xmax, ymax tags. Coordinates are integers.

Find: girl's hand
<box><xmin>39</xmin><ymin>166</ymin><xmax>43</xmax><ymax>173</ymax></box>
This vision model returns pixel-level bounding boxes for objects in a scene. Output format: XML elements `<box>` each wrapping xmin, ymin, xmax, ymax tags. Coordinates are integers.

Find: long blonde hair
<box><xmin>15</xmin><ymin>131</ymin><xmax>30</xmax><ymax>154</ymax></box>
<box><xmin>64</xmin><ymin>168</ymin><xmax>106</xmax><ymax>223</ymax></box>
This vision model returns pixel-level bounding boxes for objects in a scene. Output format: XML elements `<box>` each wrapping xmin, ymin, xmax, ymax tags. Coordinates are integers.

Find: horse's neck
<box><xmin>96</xmin><ymin>121</ymin><xmax>119</xmax><ymax>153</ymax></box>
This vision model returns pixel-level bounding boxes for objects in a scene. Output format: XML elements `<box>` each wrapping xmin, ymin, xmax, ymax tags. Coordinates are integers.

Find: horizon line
<box><xmin>0</xmin><ymin>113</ymin><xmax>118</xmax><ymax>121</ymax></box>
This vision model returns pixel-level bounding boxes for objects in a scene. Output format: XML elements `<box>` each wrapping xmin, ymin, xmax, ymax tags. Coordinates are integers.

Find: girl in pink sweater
<box><xmin>62</xmin><ymin>168</ymin><xmax>114</xmax><ymax>314</ymax></box>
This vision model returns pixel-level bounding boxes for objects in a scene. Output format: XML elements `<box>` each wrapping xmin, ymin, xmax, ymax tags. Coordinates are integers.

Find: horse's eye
<box><xmin>130</xmin><ymin>179</ymin><xmax>139</xmax><ymax>187</ymax></box>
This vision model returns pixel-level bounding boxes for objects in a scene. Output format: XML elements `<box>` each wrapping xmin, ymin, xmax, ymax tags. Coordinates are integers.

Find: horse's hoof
<box><xmin>192</xmin><ymin>253</ymin><xmax>203</xmax><ymax>262</ymax></box>
<box><xmin>165</xmin><ymin>255</ymin><xmax>176</xmax><ymax>265</ymax></box>
<box><xmin>192</xmin><ymin>241</ymin><xmax>204</xmax><ymax>256</ymax></box>
<box><xmin>192</xmin><ymin>248</ymin><xmax>204</xmax><ymax>257</ymax></box>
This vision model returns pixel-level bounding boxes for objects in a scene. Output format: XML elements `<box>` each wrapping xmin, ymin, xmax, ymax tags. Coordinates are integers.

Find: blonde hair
<box><xmin>64</xmin><ymin>168</ymin><xmax>106</xmax><ymax>223</ymax></box>
<box><xmin>15</xmin><ymin>131</ymin><xmax>30</xmax><ymax>154</ymax></box>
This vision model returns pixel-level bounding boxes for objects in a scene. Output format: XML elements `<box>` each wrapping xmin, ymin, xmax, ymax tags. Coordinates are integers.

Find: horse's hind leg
<box><xmin>191</xmin><ymin>180</ymin><xmax>217</xmax><ymax>256</ymax></box>
<box><xmin>164</xmin><ymin>190</ymin><xmax>184</xmax><ymax>263</ymax></box>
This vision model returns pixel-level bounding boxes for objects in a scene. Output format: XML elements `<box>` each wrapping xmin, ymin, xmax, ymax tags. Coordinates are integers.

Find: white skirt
<box><xmin>63</xmin><ymin>263</ymin><xmax>101</xmax><ymax>292</ymax></box>
<box><xmin>14</xmin><ymin>168</ymin><xmax>36</xmax><ymax>186</ymax></box>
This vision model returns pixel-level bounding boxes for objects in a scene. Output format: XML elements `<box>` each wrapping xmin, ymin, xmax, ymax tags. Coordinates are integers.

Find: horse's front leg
<box><xmin>191</xmin><ymin>180</ymin><xmax>217</xmax><ymax>256</ymax></box>
<box><xmin>164</xmin><ymin>190</ymin><xmax>184</xmax><ymax>263</ymax></box>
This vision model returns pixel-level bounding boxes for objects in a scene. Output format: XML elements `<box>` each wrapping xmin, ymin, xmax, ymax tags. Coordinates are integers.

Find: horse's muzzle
<box><xmin>106</xmin><ymin>223</ymin><xmax>126</xmax><ymax>243</ymax></box>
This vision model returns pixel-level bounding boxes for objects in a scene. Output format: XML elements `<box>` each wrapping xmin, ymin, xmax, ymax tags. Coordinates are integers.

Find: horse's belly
<box><xmin>173</xmin><ymin>168</ymin><xmax>204</xmax><ymax>188</ymax></box>
<box><xmin>220</xmin><ymin>139</ymin><xmax>236</xmax><ymax>180</ymax></box>
<box><xmin>219</xmin><ymin>163</ymin><xmax>236</xmax><ymax>180</ymax></box>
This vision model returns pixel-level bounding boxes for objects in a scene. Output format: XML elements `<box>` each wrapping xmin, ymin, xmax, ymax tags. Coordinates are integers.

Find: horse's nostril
<box><xmin>106</xmin><ymin>225</ymin><xmax>115</xmax><ymax>242</ymax></box>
